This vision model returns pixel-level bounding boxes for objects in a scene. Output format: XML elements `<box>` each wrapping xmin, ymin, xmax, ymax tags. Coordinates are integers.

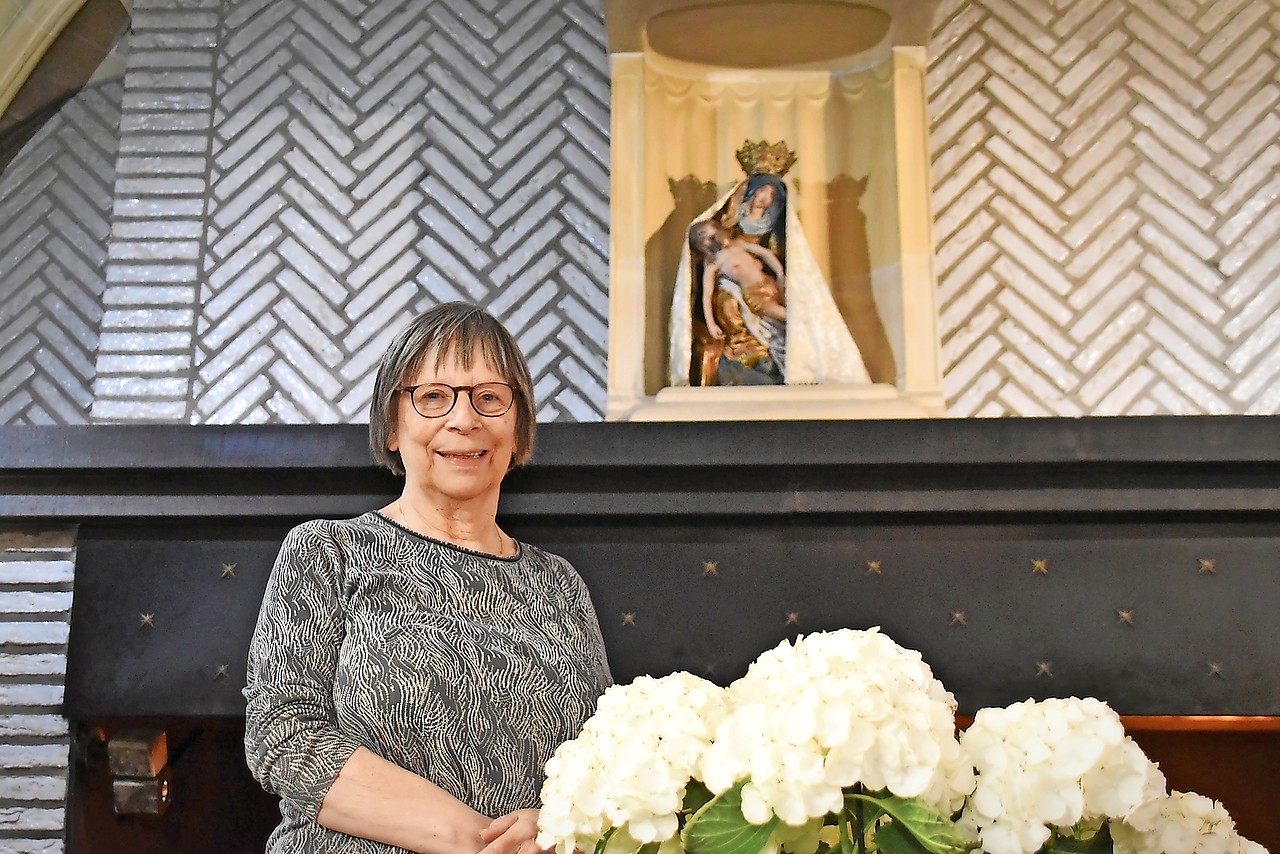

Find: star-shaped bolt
<box><xmin>785</xmin><ymin>611</ymin><xmax>800</xmax><ymax>626</ymax></box>
<box><xmin>213</xmin><ymin>664</ymin><xmax>230</xmax><ymax>680</ymax></box>
<box><xmin>139</xmin><ymin>612</ymin><xmax>155</xmax><ymax>629</ymax></box>
<box><xmin>220</xmin><ymin>563</ymin><xmax>238</xmax><ymax>579</ymax></box>
<box><xmin>1208</xmin><ymin>662</ymin><xmax>1225</xmax><ymax>678</ymax></box>
<box><xmin>950</xmin><ymin>611</ymin><xmax>968</xmax><ymax>627</ymax></box>
<box><xmin>865</xmin><ymin>560</ymin><xmax>882</xmax><ymax>575</ymax></box>
<box><xmin>621</xmin><ymin>612</ymin><xmax>637</xmax><ymax>627</ymax></box>
<box><xmin>1036</xmin><ymin>660</ymin><xmax>1054</xmax><ymax>678</ymax></box>
<box><xmin>1031</xmin><ymin>559</ymin><xmax>1049</xmax><ymax>575</ymax></box>
<box><xmin>1117</xmin><ymin>609</ymin><xmax>1135</xmax><ymax>626</ymax></box>
<box><xmin>1198</xmin><ymin>558</ymin><xmax>1216</xmax><ymax>575</ymax></box>
<box><xmin>702</xmin><ymin>561</ymin><xmax>719</xmax><ymax>577</ymax></box>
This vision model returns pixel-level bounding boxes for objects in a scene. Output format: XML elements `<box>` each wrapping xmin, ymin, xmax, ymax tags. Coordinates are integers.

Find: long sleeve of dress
<box><xmin>557</xmin><ymin>555</ymin><xmax>613</xmax><ymax>688</ymax></box>
<box><xmin>244</xmin><ymin>520</ymin><xmax>362</xmax><ymax>820</ymax></box>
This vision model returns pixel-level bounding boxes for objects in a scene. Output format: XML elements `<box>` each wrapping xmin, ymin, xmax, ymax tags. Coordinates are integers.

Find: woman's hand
<box><xmin>479</xmin><ymin>809</ymin><xmax>548</xmax><ymax>854</ymax></box>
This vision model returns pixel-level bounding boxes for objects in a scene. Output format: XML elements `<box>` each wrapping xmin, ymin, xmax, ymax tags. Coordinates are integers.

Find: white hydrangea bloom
<box><xmin>699</xmin><ymin>628</ymin><xmax>974</xmax><ymax>828</ymax></box>
<box><xmin>959</xmin><ymin>697</ymin><xmax>1163</xmax><ymax>854</ymax></box>
<box><xmin>1236</xmin><ymin>836</ymin><xmax>1270</xmax><ymax>854</ymax></box>
<box><xmin>1112</xmin><ymin>791</ymin><xmax>1263</xmax><ymax>854</ymax></box>
<box><xmin>537</xmin><ymin>672</ymin><xmax>728</xmax><ymax>854</ymax></box>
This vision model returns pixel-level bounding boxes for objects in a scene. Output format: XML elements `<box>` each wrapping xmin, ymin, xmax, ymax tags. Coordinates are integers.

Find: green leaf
<box><xmin>844</xmin><ymin>793</ymin><xmax>973</xmax><ymax>854</ymax></box>
<box><xmin>874</xmin><ymin>820</ymin><xmax>933</xmax><ymax>854</ymax></box>
<box><xmin>684</xmin><ymin>780</ymin><xmax>716</xmax><ymax>815</ymax></box>
<box><xmin>682</xmin><ymin>781</ymin><xmax>780</xmax><ymax>854</ymax></box>
<box><xmin>594</xmin><ymin>828</ymin><xmax>618</xmax><ymax>854</ymax></box>
<box><xmin>637</xmin><ymin>843</ymin><xmax>661</xmax><ymax>854</ymax></box>
<box><xmin>1050</xmin><ymin>824</ymin><xmax>1113</xmax><ymax>854</ymax></box>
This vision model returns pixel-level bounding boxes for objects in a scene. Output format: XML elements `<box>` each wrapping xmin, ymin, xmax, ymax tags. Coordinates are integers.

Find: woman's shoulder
<box><xmin>515</xmin><ymin>540</ymin><xmax>569</xmax><ymax>567</ymax></box>
<box><xmin>516</xmin><ymin>543</ymin><xmax>589</xmax><ymax>586</ymax></box>
<box><xmin>279</xmin><ymin>513</ymin><xmax>388</xmax><ymax>555</ymax></box>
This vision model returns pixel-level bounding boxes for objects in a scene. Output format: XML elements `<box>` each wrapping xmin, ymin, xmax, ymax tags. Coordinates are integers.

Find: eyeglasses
<box><xmin>397</xmin><ymin>382</ymin><xmax>516</xmax><ymax>418</ymax></box>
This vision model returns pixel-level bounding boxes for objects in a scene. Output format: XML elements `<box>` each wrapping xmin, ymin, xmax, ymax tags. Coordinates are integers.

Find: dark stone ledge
<box><xmin>3</xmin><ymin>416</ymin><xmax>1280</xmax><ymax>521</ymax></box>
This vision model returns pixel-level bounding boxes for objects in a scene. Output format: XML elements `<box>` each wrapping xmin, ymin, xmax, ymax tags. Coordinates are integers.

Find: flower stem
<box><xmin>854</xmin><ymin>790</ymin><xmax>866</xmax><ymax>854</ymax></box>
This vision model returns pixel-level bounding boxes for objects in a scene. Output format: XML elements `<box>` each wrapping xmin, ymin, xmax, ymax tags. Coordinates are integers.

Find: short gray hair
<box><xmin>368</xmin><ymin>302</ymin><xmax>536</xmax><ymax>475</ymax></box>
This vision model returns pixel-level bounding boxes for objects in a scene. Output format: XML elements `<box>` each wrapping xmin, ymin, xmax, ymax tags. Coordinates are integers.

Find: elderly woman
<box><xmin>244</xmin><ymin>302</ymin><xmax>613</xmax><ymax>854</ymax></box>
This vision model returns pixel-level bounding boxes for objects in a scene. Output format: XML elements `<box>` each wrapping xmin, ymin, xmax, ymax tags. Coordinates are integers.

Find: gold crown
<box><xmin>735</xmin><ymin>140</ymin><xmax>798</xmax><ymax>177</ymax></box>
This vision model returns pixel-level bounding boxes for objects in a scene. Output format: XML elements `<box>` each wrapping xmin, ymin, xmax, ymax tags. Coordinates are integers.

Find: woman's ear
<box><xmin>387</xmin><ymin>423</ymin><xmax>399</xmax><ymax>453</ymax></box>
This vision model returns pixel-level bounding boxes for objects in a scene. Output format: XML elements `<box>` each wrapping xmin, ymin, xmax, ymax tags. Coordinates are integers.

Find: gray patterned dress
<box><xmin>244</xmin><ymin>512</ymin><xmax>613</xmax><ymax>853</ymax></box>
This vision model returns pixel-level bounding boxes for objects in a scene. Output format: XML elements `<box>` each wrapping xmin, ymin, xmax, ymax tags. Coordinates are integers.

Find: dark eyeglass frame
<box><xmin>396</xmin><ymin>382</ymin><xmax>516</xmax><ymax>419</ymax></box>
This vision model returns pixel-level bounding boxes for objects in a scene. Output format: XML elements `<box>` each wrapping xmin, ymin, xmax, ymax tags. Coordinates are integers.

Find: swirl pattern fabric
<box><xmin>244</xmin><ymin>512</ymin><xmax>613</xmax><ymax>853</ymax></box>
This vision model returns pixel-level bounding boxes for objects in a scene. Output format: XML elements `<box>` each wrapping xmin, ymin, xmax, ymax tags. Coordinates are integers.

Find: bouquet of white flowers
<box><xmin>958</xmin><ymin>698</ymin><xmax>1166</xmax><ymax>854</ymax></box>
<box><xmin>537</xmin><ymin>672</ymin><xmax>728</xmax><ymax>854</ymax></box>
<box><xmin>1112</xmin><ymin>791</ymin><xmax>1267</xmax><ymax>854</ymax></box>
<box><xmin>536</xmin><ymin>629</ymin><xmax>1269</xmax><ymax>854</ymax></box>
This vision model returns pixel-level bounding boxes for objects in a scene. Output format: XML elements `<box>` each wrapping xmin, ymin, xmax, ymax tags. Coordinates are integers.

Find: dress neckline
<box><xmin>369</xmin><ymin>510</ymin><xmax>523</xmax><ymax>562</ymax></box>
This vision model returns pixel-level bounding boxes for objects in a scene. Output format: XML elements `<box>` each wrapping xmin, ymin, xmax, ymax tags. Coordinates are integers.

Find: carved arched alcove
<box><xmin>605</xmin><ymin>0</ymin><xmax>946</xmax><ymax>421</ymax></box>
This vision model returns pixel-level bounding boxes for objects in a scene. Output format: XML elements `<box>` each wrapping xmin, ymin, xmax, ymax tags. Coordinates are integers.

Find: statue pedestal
<box><xmin>619</xmin><ymin>383</ymin><xmax>942</xmax><ymax>422</ymax></box>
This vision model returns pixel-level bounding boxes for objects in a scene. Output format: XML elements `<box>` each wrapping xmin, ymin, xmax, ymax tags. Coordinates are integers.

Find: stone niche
<box><xmin>604</xmin><ymin>0</ymin><xmax>947</xmax><ymax>421</ymax></box>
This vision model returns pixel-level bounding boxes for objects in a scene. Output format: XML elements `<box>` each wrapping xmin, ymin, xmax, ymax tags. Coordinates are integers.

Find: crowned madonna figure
<box><xmin>669</xmin><ymin>141</ymin><xmax>871</xmax><ymax>388</ymax></box>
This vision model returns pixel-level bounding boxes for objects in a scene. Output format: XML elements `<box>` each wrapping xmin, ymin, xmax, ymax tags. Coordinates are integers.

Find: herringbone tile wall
<box><xmin>0</xmin><ymin>81</ymin><xmax>123</xmax><ymax>424</ymax></box>
<box><xmin>931</xmin><ymin>0</ymin><xmax>1280</xmax><ymax>416</ymax></box>
<box><xmin>91</xmin><ymin>0</ymin><xmax>611</xmax><ymax>424</ymax></box>
<box><xmin>0</xmin><ymin>0</ymin><xmax>1277</xmax><ymax>422</ymax></box>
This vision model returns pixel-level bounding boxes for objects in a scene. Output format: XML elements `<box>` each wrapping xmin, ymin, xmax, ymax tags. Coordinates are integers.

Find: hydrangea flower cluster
<box><xmin>959</xmin><ymin>697</ymin><xmax>1165</xmax><ymax>854</ymax></box>
<box><xmin>698</xmin><ymin>628</ymin><xmax>974</xmax><ymax>827</ymax></box>
<box><xmin>537</xmin><ymin>672</ymin><xmax>728</xmax><ymax>854</ymax></box>
<box><xmin>1113</xmin><ymin>791</ymin><xmax>1267</xmax><ymax>854</ymax></box>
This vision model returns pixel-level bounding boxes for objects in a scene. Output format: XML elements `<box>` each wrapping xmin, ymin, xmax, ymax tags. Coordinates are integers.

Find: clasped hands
<box><xmin>479</xmin><ymin>808</ymin><xmax>551</xmax><ymax>854</ymax></box>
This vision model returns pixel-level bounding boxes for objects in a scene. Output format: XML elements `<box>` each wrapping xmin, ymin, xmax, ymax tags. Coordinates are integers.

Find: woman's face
<box><xmin>387</xmin><ymin>342</ymin><xmax>518</xmax><ymax>506</ymax></box>
<box><xmin>747</xmin><ymin>184</ymin><xmax>777</xmax><ymax>217</ymax></box>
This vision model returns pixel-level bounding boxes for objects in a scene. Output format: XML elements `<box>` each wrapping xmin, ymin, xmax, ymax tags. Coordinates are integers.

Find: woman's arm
<box><xmin>244</xmin><ymin>522</ymin><xmax>495</xmax><ymax>854</ymax></box>
<box><xmin>244</xmin><ymin>523</ymin><xmax>364</xmax><ymax>812</ymax></box>
<box><xmin>319</xmin><ymin>746</ymin><xmax>490</xmax><ymax>854</ymax></box>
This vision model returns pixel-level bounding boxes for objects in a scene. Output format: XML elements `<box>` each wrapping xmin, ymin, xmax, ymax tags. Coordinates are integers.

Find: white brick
<box><xmin>0</xmin><ymin>838</ymin><xmax>65</xmax><ymax>853</ymax></box>
<box><xmin>0</xmin><ymin>684</ymin><xmax>64</xmax><ymax>709</ymax></box>
<box><xmin>0</xmin><ymin>593</ymin><xmax>72</xmax><ymax>615</ymax></box>
<box><xmin>0</xmin><ymin>563</ymin><xmax>72</xmax><ymax>585</ymax></box>
<box><xmin>0</xmin><ymin>717</ymin><xmax>68</xmax><ymax>739</ymax></box>
<box><xmin>0</xmin><ymin>655</ymin><xmax>67</xmax><ymax>677</ymax></box>
<box><xmin>0</xmin><ymin>806</ymin><xmax>65</xmax><ymax>831</ymax></box>
<box><xmin>0</xmin><ymin>744</ymin><xmax>69</xmax><ymax>770</ymax></box>
<box><xmin>0</xmin><ymin>776</ymin><xmax>67</xmax><ymax>802</ymax></box>
<box><xmin>0</xmin><ymin>624</ymin><xmax>69</xmax><ymax>646</ymax></box>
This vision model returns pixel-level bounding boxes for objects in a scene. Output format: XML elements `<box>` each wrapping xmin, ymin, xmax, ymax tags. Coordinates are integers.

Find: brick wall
<box><xmin>0</xmin><ymin>527</ymin><xmax>76</xmax><ymax>854</ymax></box>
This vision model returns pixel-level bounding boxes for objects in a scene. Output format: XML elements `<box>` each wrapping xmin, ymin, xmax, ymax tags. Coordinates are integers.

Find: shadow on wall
<box><xmin>644</xmin><ymin>175</ymin><xmax>721</xmax><ymax>396</ymax></box>
<box><xmin>828</xmin><ymin>173</ymin><xmax>896</xmax><ymax>385</ymax></box>
<box><xmin>0</xmin><ymin>0</ymin><xmax>129</xmax><ymax>176</ymax></box>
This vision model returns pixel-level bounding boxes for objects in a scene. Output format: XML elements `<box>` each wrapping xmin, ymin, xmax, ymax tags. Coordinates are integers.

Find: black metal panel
<box><xmin>66</xmin><ymin>524</ymin><xmax>284</xmax><ymax>718</ymax></box>
<box><xmin>527</xmin><ymin>518</ymin><xmax>1280</xmax><ymax>715</ymax></box>
<box><xmin>3</xmin><ymin>419</ymin><xmax>1275</xmax><ymax>718</ymax></box>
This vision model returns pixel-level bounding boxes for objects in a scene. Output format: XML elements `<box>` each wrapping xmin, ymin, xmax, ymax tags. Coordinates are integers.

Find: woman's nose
<box><xmin>445</xmin><ymin>390</ymin><xmax>483</xmax><ymax>428</ymax></box>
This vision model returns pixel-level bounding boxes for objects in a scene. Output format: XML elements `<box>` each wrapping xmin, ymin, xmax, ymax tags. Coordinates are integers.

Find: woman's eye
<box><xmin>423</xmin><ymin>390</ymin><xmax>448</xmax><ymax>402</ymax></box>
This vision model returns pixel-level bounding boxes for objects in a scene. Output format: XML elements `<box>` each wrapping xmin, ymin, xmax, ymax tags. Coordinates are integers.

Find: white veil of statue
<box><xmin>669</xmin><ymin>179</ymin><xmax>872</xmax><ymax>387</ymax></box>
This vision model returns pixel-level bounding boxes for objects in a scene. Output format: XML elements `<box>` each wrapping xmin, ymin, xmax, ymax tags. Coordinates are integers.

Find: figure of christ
<box><xmin>689</xmin><ymin>219</ymin><xmax>789</xmax><ymax>385</ymax></box>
